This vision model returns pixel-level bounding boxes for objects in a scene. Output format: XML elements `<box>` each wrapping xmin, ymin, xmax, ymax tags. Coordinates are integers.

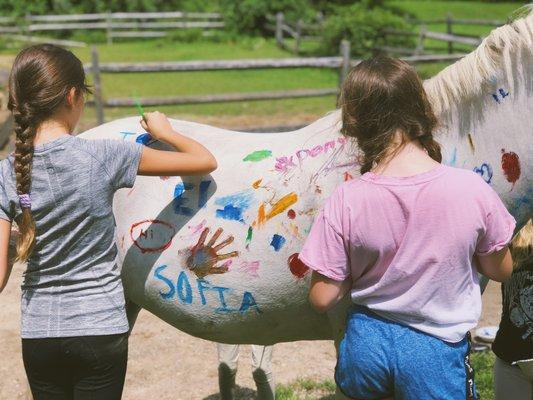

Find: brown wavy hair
<box><xmin>339</xmin><ymin>56</ymin><xmax>442</xmax><ymax>174</ymax></box>
<box><xmin>8</xmin><ymin>44</ymin><xmax>90</xmax><ymax>262</ymax></box>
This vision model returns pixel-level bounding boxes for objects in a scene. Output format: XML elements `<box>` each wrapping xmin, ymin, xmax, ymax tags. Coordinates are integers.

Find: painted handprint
<box><xmin>186</xmin><ymin>227</ymin><xmax>239</xmax><ymax>278</ymax></box>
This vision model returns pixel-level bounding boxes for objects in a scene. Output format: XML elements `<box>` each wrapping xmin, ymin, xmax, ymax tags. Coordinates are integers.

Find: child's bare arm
<box><xmin>138</xmin><ymin>111</ymin><xmax>217</xmax><ymax>176</ymax></box>
<box><xmin>309</xmin><ymin>271</ymin><xmax>351</xmax><ymax>313</ymax></box>
<box><xmin>0</xmin><ymin>219</ymin><xmax>14</xmax><ymax>294</ymax></box>
<box><xmin>475</xmin><ymin>246</ymin><xmax>513</xmax><ymax>282</ymax></box>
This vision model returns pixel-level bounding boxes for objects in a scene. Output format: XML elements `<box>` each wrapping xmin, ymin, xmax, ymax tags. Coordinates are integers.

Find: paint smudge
<box><xmin>492</xmin><ymin>88</ymin><xmax>510</xmax><ymax>104</ymax></box>
<box><xmin>501</xmin><ymin>149</ymin><xmax>521</xmax><ymax>186</ymax></box>
<box><xmin>266</xmin><ymin>192</ymin><xmax>298</xmax><ymax>220</ymax></box>
<box><xmin>473</xmin><ymin>163</ymin><xmax>493</xmax><ymax>184</ymax></box>
<box><xmin>239</xmin><ymin>260</ymin><xmax>260</xmax><ymax>278</ymax></box>
<box><xmin>160</xmin><ymin>176</ymin><xmax>170</xmax><ymax>181</ymax></box>
<box><xmin>270</xmin><ymin>234</ymin><xmax>286</xmax><ymax>251</ymax></box>
<box><xmin>467</xmin><ymin>134</ymin><xmax>475</xmax><ymax>153</ymax></box>
<box><xmin>243</xmin><ymin>150</ymin><xmax>272</xmax><ymax>162</ymax></box>
<box><xmin>130</xmin><ymin>219</ymin><xmax>176</xmax><ymax>253</ymax></box>
<box><xmin>344</xmin><ymin>172</ymin><xmax>353</xmax><ymax>181</ymax></box>
<box><xmin>287</xmin><ymin>209</ymin><xmax>296</xmax><ymax>220</ymax></box>
<box><xmin>136</xmin><ymin>133</ymin><xmax>152</xmax><ymax>145</ymax></box>
<box><xmin>119</xmin><ymin>131</ymin><xmax>137</xmax><ymax>140</ymax></box>
<box><xmin>186</xmin><ymin>227</ymin><xmax>239</xmax><ymax>278</ymax></box>
<box><xmin>245</xmin><ymin>226</ymin><xmax>253</xmax><ymax>249</ymax></box>
<box><xmin>174</xmin><ymin>182</ymin><xmax>194</xmax><ymax>215</ymax></box>
<box><xmin>447</xmin><ymin>148</ymin><xmax>458</xmax><ymax>167</ymax></box>
<box><xmin>215</xmin><ymin>190</ymin><xmax>254</xmax><ymax>223</ymax></box>
<box><xmin>288</xmin><ymin>253</ymin><xmax>309</xmax><ymax>278</ymax></box>
<box><xmin>252</xmin><ymin>179</ymin><xmax>263</xmax><ymax>189</ymax></box>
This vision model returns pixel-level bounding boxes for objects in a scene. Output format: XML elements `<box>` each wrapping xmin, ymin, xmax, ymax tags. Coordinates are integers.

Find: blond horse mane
<box><xmin>424</xmin><ymin>9</ymin><xmax>533</xmax><ymax>117</ymax></box>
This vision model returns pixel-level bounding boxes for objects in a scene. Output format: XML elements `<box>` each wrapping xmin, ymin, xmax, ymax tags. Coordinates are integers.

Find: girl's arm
<box><xmin>475</xmin><ymin>246</ymin><xmax>513</xmax><ymax>282</ymax></box>
<box><xmin>0</xmin><ymin>219</ymin><xmax>13</xmax><ymax>294</ymax></box>
<box><xmin>138</xmin><ymin>111</ymin><xmax>217</xmax><ymax>176</ymax></box>
<box><xmin>309</xmin><ymin>271</ymin><xmax>352</xmax><ymax>313</ymax></box>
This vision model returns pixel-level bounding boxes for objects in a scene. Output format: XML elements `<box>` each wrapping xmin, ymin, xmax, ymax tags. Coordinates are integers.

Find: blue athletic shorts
<box><xmin>335</xmin><ymin>306</ymin><xmax>478</xmax><ymax>400</ymax></box>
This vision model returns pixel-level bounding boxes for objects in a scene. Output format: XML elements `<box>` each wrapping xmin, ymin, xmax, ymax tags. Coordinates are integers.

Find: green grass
<box><xmin>275</xmin><ymin>352</ymin><xmax>495</xmax><ymax>400</ymax></box>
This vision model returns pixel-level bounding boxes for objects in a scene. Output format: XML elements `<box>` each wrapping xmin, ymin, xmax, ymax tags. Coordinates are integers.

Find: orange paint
<box><xmin>252</xmin><ymin>179</ymin><xmax>263</xmax><ymax>189</ymax></box>
<box><xmin>257</xmin><ymin>203</ymin><xmax>266</xmax><ymax>227</ymax></box>
<box><xmin>266</xmin><ymin>192</ymin><xmax>298</xmax><ymax>221</ymax></box>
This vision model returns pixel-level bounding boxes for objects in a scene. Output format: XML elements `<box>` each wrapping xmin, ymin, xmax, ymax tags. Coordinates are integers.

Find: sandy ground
<box><xmin>0</xmin><ymin>260</ymin><xmax>502</xmax><ymax>400</ymax></box>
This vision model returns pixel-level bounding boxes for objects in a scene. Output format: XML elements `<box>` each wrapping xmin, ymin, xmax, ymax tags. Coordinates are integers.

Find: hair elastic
<box><xmin>18</xmin><ymin>193</ymin><xmax>31</xmax><ymax>209</ymax></box>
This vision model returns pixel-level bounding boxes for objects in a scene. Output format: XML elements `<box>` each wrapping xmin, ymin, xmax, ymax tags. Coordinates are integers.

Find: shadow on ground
<box><xmin>202</xmin><ymin>386</ymin><xmax>256</xmax><ymax>400</ymax></box>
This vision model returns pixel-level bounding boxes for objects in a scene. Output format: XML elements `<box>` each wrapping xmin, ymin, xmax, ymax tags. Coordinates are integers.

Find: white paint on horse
<box><xmin>80</xmin><ymin>13</ymin><xmax>532</xmax><ymax>345</ymax></box>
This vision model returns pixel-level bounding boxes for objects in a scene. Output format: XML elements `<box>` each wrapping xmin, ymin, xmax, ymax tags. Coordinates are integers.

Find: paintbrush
<box><xmin>134</xmin><ymin>96</ymin><xmax>156</xmax><ymax>145</ymax></box>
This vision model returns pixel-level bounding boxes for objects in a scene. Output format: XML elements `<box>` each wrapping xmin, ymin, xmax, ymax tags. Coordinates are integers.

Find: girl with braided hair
<box><xmin>0</xmin><ymin>44</ymin><xmax>217</xmax><ymax>400</ymax></box>
<box><xmin>298</xmin><ymin>56</ymin><xmax>516</xmax><ymax>399</ymax></box>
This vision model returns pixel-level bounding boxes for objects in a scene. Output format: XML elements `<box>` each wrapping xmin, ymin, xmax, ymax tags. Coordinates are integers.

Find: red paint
<box><xmin>160</xmin><ymin>176</ymin><xmax>170</xmax><ymax>181</ymax></box>
<box><xmin>288</xmin><ymin>253</ymin><xmax>309</xmax><ymax>278</ymax></box>
<box><xmin>501</xmin><ymin>149</ymin><xmax>521</xmax><ymax>185</ymax></box>
<box><xmin>130</xmin><ymin>219</ymin><xmax>176</xmax><ymax>253</ymax></box>
<box><xmin>287</xmin><ymin>209</ymin><xmax>296</xmax><ymax>219</ymax></box>
<box><xmin>344</xmin><ymin>172</ymin><xmax>353</xmax><ymax>181</ymax></box>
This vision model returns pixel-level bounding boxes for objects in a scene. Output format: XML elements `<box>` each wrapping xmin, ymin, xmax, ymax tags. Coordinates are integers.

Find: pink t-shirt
<box><xmin>299</xmin><ymin>164</ymin><xmax>516</xmax><ymax>342</ymax></box>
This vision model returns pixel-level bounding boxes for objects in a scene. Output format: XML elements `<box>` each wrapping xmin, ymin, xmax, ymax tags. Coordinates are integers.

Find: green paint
<box><xmin>245</xmin><ymin>226</ymin><xmax>253</xmax><ymax>246</ymax></box>
<box><xmin>243</xmin><ymin>150</ymin><xmax>272</xmax><ymax>162</ymax></box>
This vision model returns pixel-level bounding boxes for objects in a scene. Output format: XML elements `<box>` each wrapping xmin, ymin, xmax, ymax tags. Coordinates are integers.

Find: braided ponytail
<box><xmin>7</xmin><ymin>44</ymin><xmax>90</xmax><ymax>262</ymax></box>
<box><xmin>339</xmin><ymin>56</ymin><xmax>442</xmax><ymax>174</ymax></box>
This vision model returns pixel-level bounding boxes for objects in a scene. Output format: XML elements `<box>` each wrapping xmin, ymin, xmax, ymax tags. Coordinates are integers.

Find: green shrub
<box><xmin>321</xmin><ymin>2</ymin><xmax>413</xmax><ymax>57</ymax></box>
<box><xmin>220</xmin><ymin>0</ymin><xmax>315</xmax><ymax>35</ymax></box>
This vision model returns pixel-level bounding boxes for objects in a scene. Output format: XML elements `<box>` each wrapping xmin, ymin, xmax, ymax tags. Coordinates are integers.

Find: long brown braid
<box><xmin>339</xmin><ymin>56</ymin><xmax>442</xmax><ymax>174</ymax></box>
<box><xmin>7</xmin><ymin>44</ymin><xmax>90</xmax><ymax>262</ymax></box>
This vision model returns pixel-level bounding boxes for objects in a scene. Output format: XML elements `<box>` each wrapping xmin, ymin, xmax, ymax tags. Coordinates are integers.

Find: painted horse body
<box><xmin>80</xmin><ymin>15</ymin><xmax>532</xmax><ymax>345</ymax></box>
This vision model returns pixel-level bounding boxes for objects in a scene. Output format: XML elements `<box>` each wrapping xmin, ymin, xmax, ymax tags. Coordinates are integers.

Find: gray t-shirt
<box><xmin>0</xmin><ymin>135</ymin><xmax>143</xmax><ymax>339</ymax></box>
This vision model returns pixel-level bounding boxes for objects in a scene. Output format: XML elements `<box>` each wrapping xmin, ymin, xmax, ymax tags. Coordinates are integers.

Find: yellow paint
<box><xmin>252</xmin><ymin>179</ymin><xmax>263</xmax><ymax>189</ymax></box>
<box><xmin>266</xmin><ymin>192</ymin><xmax>298</xmax><ymax>221</ymax></box>
<box><xmin>257</xmin><ymin>203</ymin><xmax>266</xmax><ymax>227</ymax></box>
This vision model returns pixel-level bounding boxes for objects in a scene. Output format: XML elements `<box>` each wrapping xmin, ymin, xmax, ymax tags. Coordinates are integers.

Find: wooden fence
<box><xmin>269</xmin><ymin>11</ymin><xmax>503</xmax><ymax>55</ymax></box>
<box><xmin>0</xmin><ymin>11</ymin><xmax>225</xmax><ymax>44</ymax></box>
<box><xmin>84</xmin><ymin>43</ymin><xmax>465</xmax><ymax>124</ymax></box>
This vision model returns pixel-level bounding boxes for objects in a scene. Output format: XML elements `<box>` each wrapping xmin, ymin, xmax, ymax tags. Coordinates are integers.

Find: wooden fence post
<box><xmin>295</xmin><ymin>19</ymin><xmax>303</xmax><ymax>54</ymax></box>
<box><xmin>415</xmin><ymin>24</ymin><xmax>427</xmax><ymax>55</ymax></box>
<box><xmin>446</xmin><ymin>13</ymin><xmax>453</xmax><ymax>54</ymax></box>
<box><xmin>91</xmin><ymin>46</ymin><xmax>105</xmax><ymax>124</ymax></box>
<box><xmin>106</xmin><ymin>11</ymin><xmax>113</xmax><ymax>45</ymax></box>
<box><xmin>339</xmin><ymin>39</ymin><xmax>351</xmax><ymax>88</ymax></box>
<box><xmin>275</xmin><ymin>12</ymin><xmax>284</xmax><ymax>48</ymax></box>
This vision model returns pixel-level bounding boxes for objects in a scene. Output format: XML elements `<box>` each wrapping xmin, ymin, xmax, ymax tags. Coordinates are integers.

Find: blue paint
<box><xmin>446</xmin><ymin>148</ymin><xmax>457</xmax><ymax>167</ymax></box>
<box><xmin>197</xmin><ymin>279</ymin><xmax>209</xmax><ymax>306</ymax></box>
<box><xmin>213</xmin><ymin>286</ymin><xmax>232</xmax><ymax>314</ymax></box>
<box><xmin>173</xmin><ymin>182</ymin><xmax>194</xmax><ymax>215</ymax></box>
<box><xmin>239</xmin><ymin>291</ymin><xmax>261</xmax><ymax>314</ymax></box>
<box><xmin>198</xmin><ymin>180</ymin><xmax>212</xmax><ymax>208</ymax></box>
<box><xmin>119</xmin><ymin>131</ymin><xmax>137</xmax><ymax>140</ymax></box>
<box><xmin>214</xmin><ymin>190</ymin><xmax>254</xmax><ymax>223</ymax></box>
<box><xmin>152</xmin><ymin>267</ymin><xmax>261</xmax><ymax>314</ymax></box>
<box><xmin>216</xmin><ymin>205</ymin><xmax>244</xmax><ymax>222</ymax></box>
<box><xmin>177</xmin><ymin>271</ymin><xmax>192</xmax><ymax>304</ymax></box>
<box><xmin>136</xmin><ymin>133</ymin><xmax>153</xmax><ymax>145</ymax></box>
<box><xmin>492</xmin><ymin>94</ymin><xmax>500</xmax><ymax>103</ymax></box>
<box><xmin>270</xmin><ymin>234</ymin><xmax>286</xmax><ymax>251</ymax></box>
<box><xmin>473</xmin><ymin>163</ymin><xmax>493</xmax><ymax>184</ymax></box>
<box><xmin>499</xmin><ymin>88</ymin><xmax>509</xmax><ymax>98</ymax></box>
<box><xmin>154</xmin><ymin>265</ymin><xmax>175</xmax><ymax>299</ymax></box>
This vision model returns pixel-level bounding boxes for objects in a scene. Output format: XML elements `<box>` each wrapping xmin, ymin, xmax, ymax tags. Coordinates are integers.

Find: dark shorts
<box><xmin>335</xmin><ymin>306</ymin><xmax>477</xmax><ymax>400</ymax></box>
<box><xmin>22</xmin><ymin>333</ymin><xmax>128</xmax><ymax>400</ymax></box>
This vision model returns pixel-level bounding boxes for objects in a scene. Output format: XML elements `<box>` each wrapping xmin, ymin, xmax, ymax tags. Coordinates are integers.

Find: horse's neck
<box><xmin>434</xmin><ymin>66</ymin><xmax>532</xmax><ymax>231</ymax></box>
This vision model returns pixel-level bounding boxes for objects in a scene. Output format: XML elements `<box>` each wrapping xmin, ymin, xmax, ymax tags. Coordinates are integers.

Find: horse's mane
<box><xmin>424</xmin><ymin>9</ymin><xmax>533</xmax><ymax>117</ymax></box>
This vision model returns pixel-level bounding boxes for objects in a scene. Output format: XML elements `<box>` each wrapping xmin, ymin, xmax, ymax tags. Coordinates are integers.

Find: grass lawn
<box><xmin>275</xmin><ymin>351</ymin><xmax>496</xmax><ymax>400</ymax></box>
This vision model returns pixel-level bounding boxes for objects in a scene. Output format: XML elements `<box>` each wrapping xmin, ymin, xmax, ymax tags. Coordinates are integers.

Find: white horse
<box><xmin>81</xmin><ymin>14</ymin><xmax>532</xmax><ymax>346</ymax></box>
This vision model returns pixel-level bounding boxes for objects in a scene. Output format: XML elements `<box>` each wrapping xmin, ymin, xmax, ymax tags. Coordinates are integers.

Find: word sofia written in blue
<box><xmin>153</xmin><ymin>265</ymin><xmax>261</xmax><ymax>314</ymax></box>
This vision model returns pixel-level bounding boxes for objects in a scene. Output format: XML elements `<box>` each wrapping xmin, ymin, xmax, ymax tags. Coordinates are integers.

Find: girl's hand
<box><xmin>140</xmin><ymin>111</ymin><xmax>173</xmax><ymax>142</ymax></box>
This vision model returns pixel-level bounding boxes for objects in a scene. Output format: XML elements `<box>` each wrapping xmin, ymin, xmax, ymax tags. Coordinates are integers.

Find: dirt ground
<box><xmin>0</xmin><ymin>260</ymin><xmax>502</xmax><ymax>400</ymax></box>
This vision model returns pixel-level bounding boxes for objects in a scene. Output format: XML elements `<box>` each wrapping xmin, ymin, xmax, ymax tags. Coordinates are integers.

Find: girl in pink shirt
<box><xmin>299</xmin><ymin>56</ymin><xmax>515</xmax><ymax>400</ymax></box>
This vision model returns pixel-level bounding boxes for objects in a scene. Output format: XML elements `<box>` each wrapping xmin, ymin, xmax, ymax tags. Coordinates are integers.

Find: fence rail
<box><xmin>0</xmin><ymin>11</ymin><xmax>225</xmax><ymax>44</ymax></box>
<box><xmin>85</xmin><ymin>44</ymin><xmax>466</xmax><ymax>124</ymax></box>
